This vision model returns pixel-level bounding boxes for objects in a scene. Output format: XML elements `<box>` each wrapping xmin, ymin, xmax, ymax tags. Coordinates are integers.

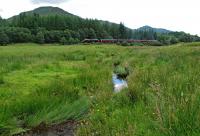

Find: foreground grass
<box><xmin>0</xmin><ymin>43</ymin><xmax>200</xmax><ymax>136</ymax></box>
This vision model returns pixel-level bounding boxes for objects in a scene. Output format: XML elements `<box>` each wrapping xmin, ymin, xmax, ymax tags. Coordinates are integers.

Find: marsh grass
<box><xmin>0</xmin><ymin>43</ymin><xmax>200</xmax><ymax>135</ymax></box>
<box><xmin>0</xmin><ymin>76</ymin><xmax>4</xmax><ymax>85</ymax></box>
<box><xmin>114</xmin><ymin>65</ymin><xmax>129</xmax><ymax>79</ymax></box>
<box><xmin>0</xmin><ymin>78</ymin><xmax>90</xmax><ymax>135</ymax></box>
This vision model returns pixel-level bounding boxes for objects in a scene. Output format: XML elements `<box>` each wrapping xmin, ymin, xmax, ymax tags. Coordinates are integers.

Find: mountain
<box><xmin>8</xmin><ymin>6</ymin><xmax>78</xmax><ymax>21</ymax></box>
<box><xmin>9</xmin><ymin>7</ymin><xmax>171</xmax><ymax>33</ymax></box>
<box><xmin>137</xmin><ymin>25</ymin><xmax>172</xmax><ymax>33</ymax></box>
<box><xmin>25</xmin><ymin>6</ymin><xmax>76</xmax><ymax>16</ymax></box>
<box><xmin>8</xmin><ymin>6</ymin><xmax>121</xmax><ymax>28</ymax></box>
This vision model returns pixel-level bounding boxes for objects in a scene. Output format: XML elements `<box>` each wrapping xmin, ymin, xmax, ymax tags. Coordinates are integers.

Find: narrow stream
<box><xmin>112</xmin><ymin>74</ymin><xmax>128</xmax><ymax>93</ymax></box>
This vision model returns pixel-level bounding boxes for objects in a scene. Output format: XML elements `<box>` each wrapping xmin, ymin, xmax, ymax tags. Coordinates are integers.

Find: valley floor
<box><xmin>0</xmin><ymin>43</ymin><xmax>200</xmax><ymax>136</ymax></box>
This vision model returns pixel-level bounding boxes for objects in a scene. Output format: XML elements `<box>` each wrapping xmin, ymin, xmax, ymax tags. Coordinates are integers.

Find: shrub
<box><xmin>121</xmin><ymin>41</ymin><xmax>129</xmax><ymax>46</ymax></box>
<box><xmin>148</xmin><ymin>41</ymin><xmax>163</xmax><ymax>46</ymax></box>
<box><xmin>129</xmin><ymin>42</ymin><xmax>144</xmax><ymax>46</ymax></box>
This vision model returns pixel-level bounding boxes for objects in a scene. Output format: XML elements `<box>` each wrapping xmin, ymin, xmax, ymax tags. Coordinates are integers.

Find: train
<box><xmin>82</xmin><ymin>39</ymin><xmax>158</xmax><ymax>43</ymax></box>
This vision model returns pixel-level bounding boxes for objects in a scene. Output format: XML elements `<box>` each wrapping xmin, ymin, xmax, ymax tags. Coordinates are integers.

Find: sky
<box><xmin>0</xmin><ymin>0</ymin><xmax>200</xmax><ymax>36</ymax></box>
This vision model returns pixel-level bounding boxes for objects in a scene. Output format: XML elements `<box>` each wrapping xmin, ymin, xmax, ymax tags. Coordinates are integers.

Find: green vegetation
<box><xmin>0</xmin><ymin>7</ymin><xmax>199</xmax><ymax>46</ymax></box>
<box><xmin>114</xmin><ymin>65</ymin><xmax>129</xmax><ymax>79</ymax></box>
<box><xmin>0</xmin><ymin>32</ymin><xmax>9</xmax><ymax>45</ymax></box>
<box><xmin>0</xmin><ymin>43</ymin><xmax>200</xmax><ymax>136</ymax></box>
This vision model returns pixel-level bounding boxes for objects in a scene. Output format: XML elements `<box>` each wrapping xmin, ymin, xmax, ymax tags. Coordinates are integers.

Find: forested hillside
<box><xmin>0</xmin><ymin>6</ymin><xmax>200</xmax><ymax>45</ymax></box>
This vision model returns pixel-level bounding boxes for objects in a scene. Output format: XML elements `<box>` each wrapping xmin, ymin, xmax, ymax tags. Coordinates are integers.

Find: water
<box><xmin>112</xmin><ymin>74</ymin><xmax>128</xmax><ymax>93</ymax></box>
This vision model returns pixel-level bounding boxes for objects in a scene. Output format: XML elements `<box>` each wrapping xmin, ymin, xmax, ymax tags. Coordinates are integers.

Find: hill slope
<box><xmin>9</xmin><ymin>7</ymin><xmax>173</xmax><ymax>33</ymax></box>
<box><xmin>137</xmin><ymin>25</ymin><xmax>172</xmax><ymax>33</ymax></box>
<box><xmin>25</xmin><ymin>6</ymin><xmax>76</xmax><ymax>16</ymax></box>
<box><xmin>8</xmin><ymin>6</ymin><xmax>79</xmax><ymax>21</ymax></box>
<box><xmin>10</xmin><ymin>6</ymin><xmax>172</xmax><ymax>33</ymax></box>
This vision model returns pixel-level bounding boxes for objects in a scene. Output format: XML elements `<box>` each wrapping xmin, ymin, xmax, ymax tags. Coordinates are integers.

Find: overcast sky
<box><xmin>0</xmin><ymin>0</ymin><xmax>199</xmax><ymax>35</ymax></box>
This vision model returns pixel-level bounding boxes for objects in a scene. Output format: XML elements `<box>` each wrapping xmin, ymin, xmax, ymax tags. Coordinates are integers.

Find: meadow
<box><xmin>0</xmin><ymin>43</ymin><xmax>199</xmax><ymax>136</ymax></box>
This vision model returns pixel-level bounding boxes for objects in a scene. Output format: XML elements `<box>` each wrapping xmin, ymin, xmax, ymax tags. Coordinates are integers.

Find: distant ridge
<box><xmin>137</xmin><ymin>25</ymin><xmax>172</xmax><ymax>33</ymax></box>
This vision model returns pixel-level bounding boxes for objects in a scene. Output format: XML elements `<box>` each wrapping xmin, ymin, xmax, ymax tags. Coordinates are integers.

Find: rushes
<box><xmin>0</xmin><ymin>43</ymin><xmax>200</xmax><ymax>135</ymax></box>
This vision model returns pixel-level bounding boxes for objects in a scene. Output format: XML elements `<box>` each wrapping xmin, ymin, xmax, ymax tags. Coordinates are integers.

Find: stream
<box><xmin>112</xmin><ymin>74</ymin><xmax>128</xmax><ymax>93</ymax></box>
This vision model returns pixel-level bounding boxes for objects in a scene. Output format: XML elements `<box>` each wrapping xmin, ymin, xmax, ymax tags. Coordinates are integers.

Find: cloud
<box><xmin>31</xmin><ymin>0</ymin><xmax>68</xmax><ymax>4</ymax></box>
<box><xmin>0</xmin><ymin>9</ymin><xmax>3</xmax><ymax>12</ymax></box>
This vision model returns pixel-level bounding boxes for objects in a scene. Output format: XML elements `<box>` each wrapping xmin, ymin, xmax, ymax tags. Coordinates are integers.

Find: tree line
<box><xmin>0</xmin><ymin>13</ymin><xmax>200</xmax><ymax>45</ymax></box>
<box><xmin>0</xmin><ymin>13</ymin><xmax>132</xmax><ymax>45</ymax></box>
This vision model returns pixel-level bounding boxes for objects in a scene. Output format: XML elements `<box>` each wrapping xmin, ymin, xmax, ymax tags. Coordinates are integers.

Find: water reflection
<box><xmin>112</xmin><ymin>74</ymin><xmax>128</xmax><ymax>93</ymax></box>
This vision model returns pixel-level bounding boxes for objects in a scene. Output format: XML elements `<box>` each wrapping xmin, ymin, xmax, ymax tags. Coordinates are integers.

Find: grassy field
<box><xmin>0</xmin><ymin>43</ymin><xmax>200</xmax><ymax>136</ymax></box>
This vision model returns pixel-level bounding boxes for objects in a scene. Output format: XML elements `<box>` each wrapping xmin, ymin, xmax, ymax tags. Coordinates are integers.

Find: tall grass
<box><xmin>0</xmin><ymin>78</ymin><xmax>90</xmax><ymax>135</ymax></box>
<box><xmin>0</xmin><ymin>43</ymin><xmax>199</xmax><ymax>135</ymax></box>
<box><xmin>0</xmin><ymin>76</ymin><xmax>4</xmax><ymax>85</ymax></box>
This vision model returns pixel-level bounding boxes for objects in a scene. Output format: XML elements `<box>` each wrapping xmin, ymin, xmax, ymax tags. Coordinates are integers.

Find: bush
<box><xmin>121</xmin><ymin>41</ymin><xmax>129</xmax><ymax>46</ymax></box>
<box><xmin>129</xmin><ymin>42</ymin><xmax>144</xmax><ymax>46</ymax></box>
<box><xmin>148</xmin><ymin>41</ymin><xmax>163</xmax><ymax>46</ymax></box>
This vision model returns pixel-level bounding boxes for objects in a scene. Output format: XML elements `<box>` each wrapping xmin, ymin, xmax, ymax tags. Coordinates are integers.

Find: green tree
<box><xmin>74</xmin><ymin>38</ymin><xmax>80</xmax><ymax>44</ymax></box>
<box><xmin>64</xmin><ymin>29</ymin><xmax>72</xmax><ymax>40</ymax></box>
<box><xmin>4</xmin><ymin>27</ymin><xmax>32</xmax><ymax>43</ymax></box>
<box><xmin>68</xmin><ymin>37</ymin><xmax>75</xmax><ymax>44</ymax></box>
<box><xmin>0</xmin><ymin>16</ymin><xmax>3</xmax><ymax>26</ymax></box>
<box><xmin>0</xmin><ymin>32</ymin><xmax>9</xmax><ymax>45</ymax></box>
<box><xmin>78</xmin><ymin>29</ymin><xmax>86</xmax><ymax>40</ymax></box>
<box><xmin>44</xmin><ymin>30</ymin><xmax>64</xmax><ymax>43</ymax></box>
<box><xmin>60</xmin><ymin>37</ymin><xmax>67</xmax><ymax>45</ymax></box>
<box><xmin>119</xmin><ymin>22</ymin><xmax>127</xmax><ymax>39</ymax></box>
<box><xmin>35</xmin><ymin>32</ymin><xmax>45</xmax><ymax>44</ymax></box>
<box><xmin>170</xmin><ymin>36</ymin><xmax>179</xmax><ymax>44</ymax></box>
<box><xmin>88</xmin><ymin>28</ymin><xmax>97</xmax><ymax>39</ymax></box>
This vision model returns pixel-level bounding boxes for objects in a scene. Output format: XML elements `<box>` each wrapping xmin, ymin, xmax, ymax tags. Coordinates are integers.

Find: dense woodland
<box><xmin>0</xmin><ymin>7</ymin><xmax>200</xmax><ymax>45</ymax></box>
